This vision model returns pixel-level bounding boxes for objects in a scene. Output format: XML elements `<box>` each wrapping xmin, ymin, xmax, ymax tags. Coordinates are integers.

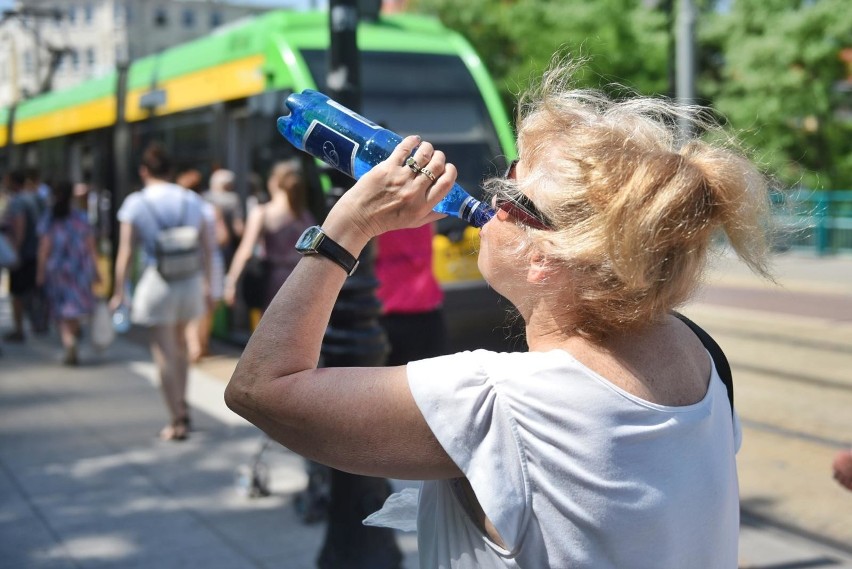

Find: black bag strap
<box><xmin>672</xmin><ymin>312</ymin><xmax>734</xmax><ymax>415</ymax></box>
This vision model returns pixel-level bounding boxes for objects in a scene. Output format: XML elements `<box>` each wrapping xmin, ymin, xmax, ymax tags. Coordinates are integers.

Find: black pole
<box><xmin>5</xmin><ymin>103</ymin><xmax>17</xmax><ymax>170</ymax></box>
<box><xmin>110</xmin><ymin>59</ymin><xmax>130</xmax><ymax>297</ymax></box>
<box><xmin>316</xmin><ymin>1</ymin><xmax>400</xmax><ymax>568</ymax></box>
<box><xmin>663</xmin><ymin>0</ymin><xmax>676</xmax><ymax>99</ymax></box>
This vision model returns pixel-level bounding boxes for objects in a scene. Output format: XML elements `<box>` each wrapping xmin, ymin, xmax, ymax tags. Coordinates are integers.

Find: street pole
<box><xmin>110</xmin><ymin>59</ymin><xmax>130</xmax><ymax>297</ymax></box>
<box><xmin>316</xmin><ymin>1</ymin><xmax>400</xmax><ymax>567</ymax></box>
<box><xmin>675</xmin><ymin>0</ymin><xmax>697</xmax><ymax>141</ymax></box>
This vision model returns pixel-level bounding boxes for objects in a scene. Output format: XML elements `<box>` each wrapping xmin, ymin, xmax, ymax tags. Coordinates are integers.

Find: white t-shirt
<box><xmin>407</xmin><ymin>349</ymin><xmax>741</xmax><ymax>569</ymax></box>
<box><xmin>117</xmin><ymin>183</ymin><xmax>207</xmax><ymax>267</ymax></box>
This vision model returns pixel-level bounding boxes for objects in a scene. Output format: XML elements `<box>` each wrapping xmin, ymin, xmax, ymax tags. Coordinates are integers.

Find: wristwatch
<box><xmin>295</xmin><ymin>225</ymin><xmax>359</xmax><ymax>276</ymax></box>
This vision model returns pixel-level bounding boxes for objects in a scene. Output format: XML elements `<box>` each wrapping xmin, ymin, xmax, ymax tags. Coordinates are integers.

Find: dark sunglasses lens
<box><xmin>504</xmin><ymin>159</ymin><xmax>518</xmax><ymax>180</ymax></box>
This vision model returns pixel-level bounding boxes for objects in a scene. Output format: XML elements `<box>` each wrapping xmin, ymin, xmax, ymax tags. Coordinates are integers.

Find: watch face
<box><xmin>296</xmin><ymin>226</ymin><xmax>323</xmax><ymax>252</ymax></box>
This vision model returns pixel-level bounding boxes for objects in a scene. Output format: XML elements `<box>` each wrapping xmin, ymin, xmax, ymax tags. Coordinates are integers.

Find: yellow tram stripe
<box><xmin>0</xmin><ymin>124</ymin><xmax>6</xmax><ymax>147</ymax></box>
<box><xmin>13</xmin><ymin>97</ymin><xmax>116</xmax><ymax>143</ymax></box>
<box><xmin>11</xmin><ymin>54</ymin><xmax>267</xmax><ymax>143</ymax></box>
<box><xmin>125</xmin><ymin>54</ymin><xmax>266</xmax><ymax>122</ymax></box>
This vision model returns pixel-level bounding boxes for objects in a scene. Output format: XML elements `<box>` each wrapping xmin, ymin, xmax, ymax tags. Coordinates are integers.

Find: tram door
<box><xmin>225</xmin><ymin>108</ymin><xmax>251</xmax><ymax>203</ymax></box>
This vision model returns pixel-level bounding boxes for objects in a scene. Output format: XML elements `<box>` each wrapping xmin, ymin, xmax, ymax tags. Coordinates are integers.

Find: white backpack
<box><xmin>142</xmin><ymin>194</ymin><xmax>202</xmax><ymax>281</ymax></box>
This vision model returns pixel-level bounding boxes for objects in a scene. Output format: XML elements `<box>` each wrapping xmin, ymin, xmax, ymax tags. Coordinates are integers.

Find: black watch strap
<box><xmin>296</xmin><ymin>226</ymin><xmax>359</xmax><ymax>276</ymax></box>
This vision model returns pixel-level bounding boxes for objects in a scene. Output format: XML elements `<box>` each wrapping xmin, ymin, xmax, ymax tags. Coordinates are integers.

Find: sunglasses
<box><xmin>492</xmin><ymin>159</ymin><xmax>551</xmax><ymax>230</ymax></box>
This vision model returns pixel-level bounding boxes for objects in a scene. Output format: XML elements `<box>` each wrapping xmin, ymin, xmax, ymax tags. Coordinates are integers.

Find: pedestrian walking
<box><xmin>376</xmin><ymin>224</ymin><xmax>447</xmax><ymax>365</ymax></box>
<box><xmin>178</xmin><ymin>168</ymin><xmax>225</xmax><ymax>363</ymax></box>
<box><xmin>2</xmin><ymin>170</ymin><xmax>40</xmax><ymax>343</ymax></box>
<box><xmin>110</xmin><ymin>143</ymin><xmax>212</xmax><ymax>441</ymax></box>
<box><xmin>225</xmin><ymin>55</ymin><xmax>775</xmax><ymax>568</ymax></box>
<box><xmin>223</xmin><ymin>160</ymin><xmax>315</xmax><ymax>314</ymax></box>
<box><xmin>204</xmin><ymin>168</ymin><xmax>244</xmax><ymax>267</ymax></box>
<box><xmin>36</xmin><ymin>180</ymin><xmax>101</xmax><ymax>365</ymax></box>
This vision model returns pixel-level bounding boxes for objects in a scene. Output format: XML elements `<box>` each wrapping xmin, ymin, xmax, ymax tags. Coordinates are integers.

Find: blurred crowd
<box><xmin>0</xmin><ymin>143</ymin><xmax>446</xmax><ymax>445</ymax></box>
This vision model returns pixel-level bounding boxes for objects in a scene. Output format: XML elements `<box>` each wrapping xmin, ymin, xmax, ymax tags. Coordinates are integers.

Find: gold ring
<box><xmin>420</xmin><ymin>167</ymin><xmax>436</xmax><ymax>182</ymax></box>
<box><xmin>405</xmin><ymin>156</ymin><xmax>422</xmax><ymax>173</ymax></box>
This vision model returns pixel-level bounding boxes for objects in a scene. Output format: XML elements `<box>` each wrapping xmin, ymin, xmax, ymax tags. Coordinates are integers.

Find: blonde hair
<box><xmin>209</xmin><ymin>169</ymin><xmax>235</xmax><ymax>192</ymax></box>
<box><xmin>487</xmin><ymin>56</ymin><xmax>773</xmax><ymax>340</ymax></box>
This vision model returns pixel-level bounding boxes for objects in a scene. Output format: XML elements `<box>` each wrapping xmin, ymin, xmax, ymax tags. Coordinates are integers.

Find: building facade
<box><xmin>0</xmin><ymin>0</ymin><xmax>278</xmax><ymax>107</ymax></box>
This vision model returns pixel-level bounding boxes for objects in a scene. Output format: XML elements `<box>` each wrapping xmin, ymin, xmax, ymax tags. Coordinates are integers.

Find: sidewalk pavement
<box><xmin>1</xmin><ymin>250</ymin><xmax>852</xmax><ymax>568</ymax></box>
<box><xmin>0</xmin><ymin>319</ymin><xmax>419</xmax><ymax>569</ymax></box>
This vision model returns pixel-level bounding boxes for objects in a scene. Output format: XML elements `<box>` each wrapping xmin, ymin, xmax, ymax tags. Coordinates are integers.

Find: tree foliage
<box><xmin>407</xmin><ymin>0</ymin><xmax>852</xmax><ymax>189</ymax></box>
<box><xmin>700</xmin><ymin>0</ymin><xmax>852</xmax><ymax>188</ymax></box>
<box><xmin>408</xmin><ymin>0</ymin><xmax>670</xmax><ymax>116</ymax></box>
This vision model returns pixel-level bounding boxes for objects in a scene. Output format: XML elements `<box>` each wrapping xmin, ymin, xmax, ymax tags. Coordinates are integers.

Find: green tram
<box><xmin>0</xmin><ymin>10</ymin><xmax>522</xmax><ymax>351</ymax></box>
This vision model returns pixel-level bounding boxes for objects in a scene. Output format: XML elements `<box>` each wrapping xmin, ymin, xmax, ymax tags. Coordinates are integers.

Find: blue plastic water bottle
<box><xmin>112</xmin><ymin>304</ymin><xmax>131</xmax><ymax>334</ymax></box>
<box><xmin>276</xmin><ymin>90</ymin><xmax>495</xmax><ymax>228</ymax></box>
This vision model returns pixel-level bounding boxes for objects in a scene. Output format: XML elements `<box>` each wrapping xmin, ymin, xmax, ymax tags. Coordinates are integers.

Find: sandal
<box><xmin>160</xmin><ymin>417</ymin><xmax>189</xmax><ymax>442</ymax></box>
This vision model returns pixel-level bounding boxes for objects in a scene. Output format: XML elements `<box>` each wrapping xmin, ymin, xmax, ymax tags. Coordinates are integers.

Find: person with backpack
<box><xmin>109</xmin><ymin>143</ymin><xmax>212</xmax><ymax>441</ymax></box>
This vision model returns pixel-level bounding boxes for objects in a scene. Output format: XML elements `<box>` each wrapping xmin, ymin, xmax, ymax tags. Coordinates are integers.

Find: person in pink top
<box><xmin>375</xmin><ymin>224</ymin><xmax>447</xmax><ymax>365</ymax></box>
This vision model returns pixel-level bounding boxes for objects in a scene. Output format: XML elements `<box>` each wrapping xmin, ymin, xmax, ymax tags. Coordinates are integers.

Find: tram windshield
<box><xmin>299</xmin><ymin>50</ymin><xmax>507</xmax><ymax>200</ymax></box>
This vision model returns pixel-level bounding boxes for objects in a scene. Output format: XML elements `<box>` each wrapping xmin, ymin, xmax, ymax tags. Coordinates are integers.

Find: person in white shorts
<box><xmin>110</xmin><ymin>143</ymin><xmax>211</xmax><ymax>441</ymax></box>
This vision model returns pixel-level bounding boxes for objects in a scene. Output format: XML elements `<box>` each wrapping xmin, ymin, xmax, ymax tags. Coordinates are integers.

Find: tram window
<box><xmin>173</xmin><ymin>124</ymin><xmax>210</xmax><ymax>156</ymax></box>
<box><xmin>299</xmin><ymin>50</ymin><xmax>498</xmax><ymax>140</ymax></box>
<box><xmin>301</xmin><ymin>50</ymin><xmax>480</xmax><ymax>98</ymax></box>
<box><xmin>361</xmin><ymin>96</ymin><xmax>485</xmax><ymax>138</ymax></box>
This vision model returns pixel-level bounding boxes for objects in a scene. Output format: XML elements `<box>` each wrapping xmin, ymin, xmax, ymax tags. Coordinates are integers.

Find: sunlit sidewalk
<box><xmin>2</xmin><ymin>273</ymin><xmax>852</xmax><ymax>568</ymax></box>
<box><xmin>0</xmin><ymin>301</ymin><xmax>418</xmax><ymax>569</ymax></box>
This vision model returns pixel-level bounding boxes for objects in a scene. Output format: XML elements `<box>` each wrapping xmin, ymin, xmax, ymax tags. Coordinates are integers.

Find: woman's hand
<box><xmin>325</xmin><ymin>136</ymin><xmax>457</xmax><ymax>242</ymax></box>
<box><xmin>108</xmin><ymin>292</ymin><xmax>125</xmax><ymax>313</ymax></box>
<box><xmin>223</xmin><ymin>279</ymin><xmax>237</xmax><ymax>306</ymax></box>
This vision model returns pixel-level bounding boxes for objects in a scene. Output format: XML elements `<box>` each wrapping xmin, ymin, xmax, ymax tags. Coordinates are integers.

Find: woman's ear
<box><xmin>527</xmin><ymin>250</ymin><xmax>549</xmax><ymax>283</ymax></box>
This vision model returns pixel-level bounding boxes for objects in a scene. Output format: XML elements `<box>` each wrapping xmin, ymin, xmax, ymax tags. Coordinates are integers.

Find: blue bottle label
<box><xmin>303</xmin><ymin>120</ymin><xmax>359</xmax><ymax>177</ymax></box>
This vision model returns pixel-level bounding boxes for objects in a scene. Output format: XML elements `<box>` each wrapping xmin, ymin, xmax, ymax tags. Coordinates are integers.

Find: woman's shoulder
<box><xmin>116</xmin><ymin>190</ymin><xmax>145</xmax><ymax>221</ymax></box>
<box><xmin>409</xmin><ymin>349</ymin><xmax>570</xmax><ymax>388</ymax></box>
<box><xmin>120</xmin><ymin>189</ymin><xmax>144</xmax><ymax>208</ymax></box>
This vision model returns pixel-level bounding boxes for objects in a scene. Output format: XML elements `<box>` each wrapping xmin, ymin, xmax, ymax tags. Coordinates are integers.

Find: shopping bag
<box><xmin>91</xmin><ymin>300</ymin><xmax>115</xmax><ymax>350</ymax></box>
<box><xmin>0</xmin><ymin>233</ymin><xmax>18</xmax><ymax>268</ymax></box>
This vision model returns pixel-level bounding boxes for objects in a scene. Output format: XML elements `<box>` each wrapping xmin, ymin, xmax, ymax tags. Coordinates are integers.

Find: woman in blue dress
<box><xmin>36</xmin><ymin>181</ymin><xmax>101</xmax><ymax>365</ymax></box>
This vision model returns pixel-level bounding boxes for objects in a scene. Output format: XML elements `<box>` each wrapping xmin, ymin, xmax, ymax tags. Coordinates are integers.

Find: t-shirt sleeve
<box><xmin>116</xmin><ymin>193</ymin><xmax>139</xmax><ymax>224</ymax></box>
<box><xmin>407</xmin><ymin>350</ymin><xmax>531</xmax><ymax>552</ymax></box>
<box><xmin>733</xmin><ymin>409</ymin><xmax>743</xmax><ymax>453</ymax></box>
